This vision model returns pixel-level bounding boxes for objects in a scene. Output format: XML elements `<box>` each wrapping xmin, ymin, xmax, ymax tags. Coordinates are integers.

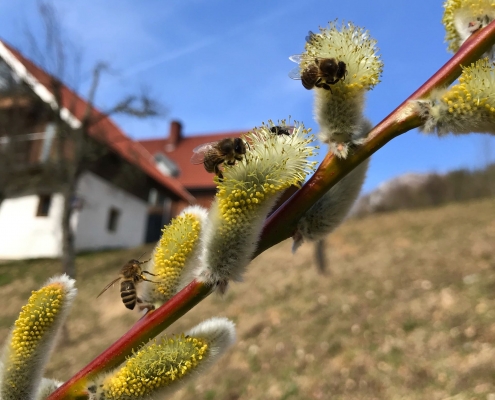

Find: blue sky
<box><xmin>1</xmin><ymin>0</ymin><xmax>494</xmax><ymax>193</ymax></box>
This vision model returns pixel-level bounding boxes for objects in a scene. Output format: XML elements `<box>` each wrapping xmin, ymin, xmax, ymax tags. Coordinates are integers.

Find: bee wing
<box><xmin>190</xmin><ymin>142</ymin><xmax>215</xmax><ymax>164</ymax></box>
<box><xmin>289</xmin><ymin>54</ymin><xmax>304</xmax><ymax>64</ymax></box>
<box><xmin>288</xmin><ymin>66</ymin><xmax>302</xmax><ymax>80</ymax></box>
<box><xmin>282</xmin><ymin>125</ymin><xmax>296</xmax><ymax>135</ymax></box>
<box><xmin>271</xmin><ymin>125</ymin><xmax>295</xmax><ymax>136</ymax></box>
<box><xmin>97</xmin><ymin>277</ymin><xmax>121</xmax><ymax>298</ymax></box>
<box><xmin>305</xmin><ymin>31</ymin><xmax>316</xmax><ymax>43</ymax></box>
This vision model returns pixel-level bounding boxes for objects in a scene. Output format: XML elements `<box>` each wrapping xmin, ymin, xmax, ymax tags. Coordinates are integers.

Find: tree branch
<box><xmin>47</xmin><ymin>19</ymin><xmax>495</xmax><ymax>400</ymax></box>
<box><xmin>256</xmin><ymin>19</ymin><xmax>495</xmax><ymax>255</ymax></box>
<box><xmin>47</xmin><ymin>280</ymin><xmax>213</xmax><ymax>400</ymax></box>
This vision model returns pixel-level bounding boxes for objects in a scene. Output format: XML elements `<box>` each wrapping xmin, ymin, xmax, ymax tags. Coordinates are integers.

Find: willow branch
<box><xmin>255</xmin><ymin>19</ymin><xmax>495</xmax><ymax>255</ymax></box>
<box><xmin>47</xmin><ymin>280</ymin><xmax>212</xmax><ymax>400</ymax></box>
<box><xmin>48</xmin><ymin>19</ymin><xmax>495</xmax><ymax>400</ymax></box>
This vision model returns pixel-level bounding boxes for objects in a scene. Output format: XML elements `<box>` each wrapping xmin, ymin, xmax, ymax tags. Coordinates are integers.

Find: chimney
<box><xmin>167</xmin><ymin>121</ymin><xmax>182</xmax><ymax>151</ymax></box>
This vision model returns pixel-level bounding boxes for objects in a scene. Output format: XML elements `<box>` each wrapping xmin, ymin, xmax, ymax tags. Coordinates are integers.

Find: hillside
<box><xmin>353</xmin><ymin>164</ymin><xmax>495</xmax><ymax>217</ymax></box>
<box><xmin>1</xmin><ymin>198</ymin><xmax>495</xmax><ymax>399</ymax></box>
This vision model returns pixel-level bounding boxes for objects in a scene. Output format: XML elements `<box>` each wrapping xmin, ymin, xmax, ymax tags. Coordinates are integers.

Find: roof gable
<box><xmin>0</xmin><ymin>40</ymin><xmax>194</xmax><ymax>203</ymax></box>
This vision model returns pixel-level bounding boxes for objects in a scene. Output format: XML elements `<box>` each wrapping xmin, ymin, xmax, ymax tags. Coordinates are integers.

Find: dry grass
<box><xmin>1</xmin><ymin>198</ymin><xmax>495</xmax><ymax>399</ymax></box>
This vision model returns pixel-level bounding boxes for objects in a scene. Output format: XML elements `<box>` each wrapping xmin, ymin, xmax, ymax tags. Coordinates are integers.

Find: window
<box><xmin>107</xmin><ymin>207</ymin><xmax>120</xmax><ymax>232</ymax></box>
<box><xmin>154</xmin><ymin>153</ymin><xmax>180</xmax><ymax>177</ymax></box>
<box><xmin>148</xmin><ymin>188</ymin><xmax>158</xmax><ymax>205</ymax></box>
<box><xmin>39</xmin><ymin>123</ymin><xmax>56</xmax><ymax>162</ymax></box>
<box><xmin>36</xmin><ymin>195</ymin><xmax>52</xmax><ymax>217</ymax></box>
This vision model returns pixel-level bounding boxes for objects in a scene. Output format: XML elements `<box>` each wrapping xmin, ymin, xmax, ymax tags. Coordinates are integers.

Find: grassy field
<box><xmin>1</xmin><ymin>198</ymin><xmax>495</xmax><ymax>399</ymax></box>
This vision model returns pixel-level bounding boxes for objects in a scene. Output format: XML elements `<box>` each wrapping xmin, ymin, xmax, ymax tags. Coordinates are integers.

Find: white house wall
<box><xmin>0</xmin><ymin>172</ymin><xmax>148</xmax><ymax>260</ymax></box>
<box><xmin>74</xmin><ymin>172</ymin><xmax>147</xmax><ymax>251</ymax></box>
<box><xmin>0</xmin><ymin>194</ymin><xmax>64</xmax><ymax>259</ymax></box>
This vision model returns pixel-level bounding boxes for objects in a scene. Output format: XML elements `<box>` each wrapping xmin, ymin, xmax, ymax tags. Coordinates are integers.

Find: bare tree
<box><xmin>0</xmin><ymin>1</ymin><xmax>164</xmax><ymax>278</ymax></box>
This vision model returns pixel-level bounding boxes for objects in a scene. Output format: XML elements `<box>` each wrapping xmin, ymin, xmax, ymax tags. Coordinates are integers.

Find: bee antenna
<box><xmin>138</xmin><ymin>251</ymin><xmax>147</xmax><ymax>261</ymax></box>
<box><xmin>243</xmin><ymin>138</ymin><xmax>251</xmax><ymax>151</ymax></box>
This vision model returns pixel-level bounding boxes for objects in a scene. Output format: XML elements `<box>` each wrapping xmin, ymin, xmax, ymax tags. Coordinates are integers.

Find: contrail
<box><xmin>119</xmin><ymin>36</ymin><xmax>216</xmax><ymax>78</ymax></box>
<box><xmin>117</xmin><ymin>2</ymin><xmax>308</xmax><ymax>79</ymax></box>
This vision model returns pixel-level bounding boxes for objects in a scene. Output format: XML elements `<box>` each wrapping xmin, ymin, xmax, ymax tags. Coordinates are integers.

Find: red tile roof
<box><xmin>0</xmin><ymin>40</ymin><xmax>195</xmax><ymax>204</ymax></box>
<box><xmin>139</xmin><ymin>131</ymin><xmax>248</xmax><ymax>189</ymax></box>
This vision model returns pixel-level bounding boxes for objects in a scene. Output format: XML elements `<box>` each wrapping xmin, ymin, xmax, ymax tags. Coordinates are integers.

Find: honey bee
<box><xmin>289</xmin><ymin>55</ymin><xmax>347</xmax><ymax>91</ymax></box>
<box><xmin>270</xmin><ymin>126</ymin><xmax>294</xmax><ymax>136</ymax></box>
<box><xmin>97</xmin><ymin>259</ymin><xmax>158</xmax><ymax>311</ymax></box>
<box><xmin>191</xmin><ymin>137</ymin><xmax>247</xmax><ymax>180</ymax></box>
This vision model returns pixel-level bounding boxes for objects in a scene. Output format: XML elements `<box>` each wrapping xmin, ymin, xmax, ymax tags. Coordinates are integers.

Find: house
<box><xmin>0</xmin><ymin>40</ymin><xmax>195</xmax><ymax>260</ymax></box>
<box><xmin>138</xmin><ymin>121</ymin><xmax>247</xmax><ymax>208</ymax></box>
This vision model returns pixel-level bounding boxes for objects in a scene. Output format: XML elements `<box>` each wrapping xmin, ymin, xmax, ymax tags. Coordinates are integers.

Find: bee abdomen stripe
<box><xmin>123</xmin><ymin>298</ymin><xmax>136</xmax><ymax>310</ymax></box>
<box><xmin>121</xmin><ymin>291</ymin><xmax>135</xmax><ymax>299</ymax></box>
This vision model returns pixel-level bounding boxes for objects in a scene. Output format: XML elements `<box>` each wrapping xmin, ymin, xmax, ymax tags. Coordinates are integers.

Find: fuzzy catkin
<box><xmin>443</xmin><ymin>0</ymin><xmax>495</xmax><ymax>53</ymax></box>
<box><xmin>315</xmin><ymin>89</ymin><xmax>367</xmax><ymax>158</ymax></box>
<box><xmin>196</xmin><ymin>122</ymin><xmax>317</xmax><ymax>290</ymax></box>
<box><xmin>36</xmin><ymin>378</ymin><xmax>63</xmax><ymax>400</ymax></box>
<box><xmin>299</xmin><ymin>21</ymin><xmax>382</xmax><ymax>158</ymax></box>
<box><xmin>139</xmin><ymin>205</ymin><xmax>207</xmax><ymax>307</ymax></box>
<box><xmin>293</xmin><ymin>119</ymin><xmax>371</xmax><ymax>252</ymax></box>
<box><xmin>0</xmin><ymin>275</ymin><xmax>76</xmax><ymax>400</ymax></box>
<box><xmin>89</xmin><ymin>318</ymin><xmax>235</xmax><ymax>400</ymax></box>
<box><xmin>415</xmin><ymin>58</ymin><xmax>495</xmax><ymax>136</ymax></box>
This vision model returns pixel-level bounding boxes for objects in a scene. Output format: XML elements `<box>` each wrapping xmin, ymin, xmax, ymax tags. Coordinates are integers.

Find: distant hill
<box><xmin>353</xmin><ymin>163</ymin><xmax>495</xmax><ymax>217</ymax></box>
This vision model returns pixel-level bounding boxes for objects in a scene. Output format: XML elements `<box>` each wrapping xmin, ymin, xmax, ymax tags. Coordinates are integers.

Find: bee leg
<box><xmin>236</xmin><ymin>154</ymin><xmax>247</xmax><ymax>164</ymax></box>
<box><xmin>138</xmin><ymin>258</ymin><xmax>151</xmax><ymax>265</ymax></box>
<box><xmin>226</xmin><ymin>160</ymin><xmax>236</xmax><ymax>166</ymax></box>
<box><xmin>316</xmin><ymin>81</ymin><xmax>332</xmax><ymax>93</ymax></box>
<box><xmin>214</xmin><ymin>165</ymin><xmax>224</xmax><ymax>181</ymax></box>
<box><xmin>142</xmin><ymin>270</ymin><xmax>157</xmax><ymax>276</ymax></box>
<box><xmin>136</xmin><ymin>298</ymin><xmax>155</xmax><ymax>313</ymax></box>
<box><xmin>141</xmin><ymin>276</ymin><xmax>160</xmax><ymax>284</ymax></box>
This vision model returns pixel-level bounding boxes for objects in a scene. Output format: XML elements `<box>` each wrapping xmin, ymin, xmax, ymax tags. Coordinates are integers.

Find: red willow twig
<box><xmin>257</xmin><ymin>19</ymin><xmax>495</xmax><ymax>254</ymax></box>
<box><xmin>48</xmin><ymin>20</ymin><xmax>495</xmax><ymax>400</ymax></box>
<box><xmin>49</xmin><ymin>281</ymin><xmax>213</xmax><ymax>399</ymax></box>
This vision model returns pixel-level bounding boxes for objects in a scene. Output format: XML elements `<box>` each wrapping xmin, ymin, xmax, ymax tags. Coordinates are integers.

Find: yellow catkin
<box><xmin>296</xmin><ymin>21</ymin><xmax>381</xmax><ymax>158</ymax></box>
<box><xmin>151</xmin><ymin>213</ymin><xmax>201</xmax><ymax>300</ymax></box>
<box><xmin>443</xmin><ymin>0</ymin><xmax>495</xmax><ymax>52</ymax></box>
<box><xmin>101</xmin><ymin>335</ymin><xmax>208</xmax><ymax>399</ymax></box>
<box><xmin>215</xmin><ymin>123</ymin><xmax>317</xmax><ymax>241</ymax></box>
<box><xmin>0</xmin><ymin>277</ymin><xmax>75</xmax><ymax>400</ymax></box>
<box><xmin>443</xmin><ymin>58</ymin><xmax>495</xmax><ymax>122</ymax></box>
<box><xmin>198</xmin><ymin>121</ymin><xmax>318</xmax><ymax>285</ymax></box>
<box><xmin>301</xmin><ymin>21</ymin><xmax>383</xmax><ymax>92</ymax></box>
<box><xmin>7</xmin><ymin>284</ymin><xmax>63</xmax><ymax>373</ymax></box>
<box><xmin>417</xmin><ymin>58</ymin><xmax>495</xmax><ymax>134</ymax></box>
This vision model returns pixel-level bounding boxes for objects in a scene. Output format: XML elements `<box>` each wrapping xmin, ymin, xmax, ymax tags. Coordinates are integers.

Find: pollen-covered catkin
<box><xmin>298</xmin><ymin>21</ymin><xmax>382</xmax><ymax>158</ymax></box>
<box><xmin>414</xmin><ymin>58</ymin><xmax>495</xmax><ymax>136</ymax></box>
<box><xmin>0</xmin><ymin>275</ymin><xmax>76</xmax><ymax>400</ymax></box>
<box><xmin>292</xmin><ymin>119</ymin><xmax>371</xmax><ymax>252</ymax></box>
<box><xmin>88</xmin><ymin>318</ymin><xmax>236</xmax><ymax>400</ymax></box>
<box><xmin>35</xmin><ymin>378</ymin><xmax>63</xmax><ymax>400</ymax></box>
<box><xmin>139</xmin><ymin>205</ymin><xmax>207</xmax><ymax>307</ymax></box>
<box><xmin>196</xmin><ymin>121</ymin><xmax>317</xmax><ymax>291</ymax></box>
<box><xmin>443</xmin><ymin>0</ymin><xmax>495</xmax><ymax>54</ymax></box>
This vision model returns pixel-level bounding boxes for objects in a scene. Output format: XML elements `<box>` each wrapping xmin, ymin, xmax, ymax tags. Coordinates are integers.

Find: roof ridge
<box><xmin>0</xmin><ymin>39</ymin><xmax>194</xmax><ymax>203</ymax></box>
